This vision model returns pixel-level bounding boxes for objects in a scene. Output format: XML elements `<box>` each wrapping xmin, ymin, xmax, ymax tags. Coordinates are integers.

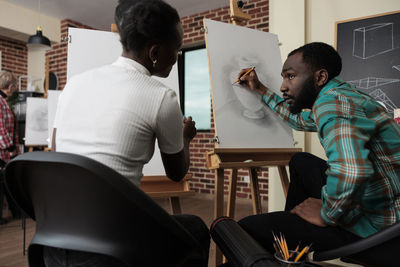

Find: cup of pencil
<box><xmin>272</xmin><ymin>232</ymin><xmax>310</xmax><ymax>266</ymax></box>
<box><xmin>274</xmin><ymin>250</ymin><xmax>305</xmax><ymax>266</ymax></box>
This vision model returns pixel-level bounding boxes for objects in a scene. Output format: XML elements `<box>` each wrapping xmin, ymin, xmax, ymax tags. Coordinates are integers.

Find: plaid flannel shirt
<box><xmin>261</xmin><ymin>77</ymin><xmax>400</xmax><ymax>237</ymax></box>
<box><xmin>0</xmin><ymin>93</ymin><xmax>19</xmax><ymax>163</ymax></box>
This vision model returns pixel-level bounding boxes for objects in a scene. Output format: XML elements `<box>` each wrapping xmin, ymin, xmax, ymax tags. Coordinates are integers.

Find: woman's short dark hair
<box><xmin>115</xmin><ymin>0</ymin><xmax>180</xmax><ymax>53</ymax></box>
<box><xmin>288</xmin><ymin>42</ymin><xmax>342</xmax><ymax>82</ymax></box>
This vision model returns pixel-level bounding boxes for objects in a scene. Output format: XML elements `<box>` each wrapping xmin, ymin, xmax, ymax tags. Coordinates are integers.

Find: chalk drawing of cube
<box><xmin>353</xmin><ymin>23</ymin><xmax>394</xmax><ymax>59</ymax></box>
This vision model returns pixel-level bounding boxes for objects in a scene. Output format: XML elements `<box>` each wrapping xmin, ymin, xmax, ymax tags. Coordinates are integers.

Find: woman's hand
<box><xmin>183</xmin><ymin>116</ymin><xmax>196</xmax><ymax>141</ymax></box>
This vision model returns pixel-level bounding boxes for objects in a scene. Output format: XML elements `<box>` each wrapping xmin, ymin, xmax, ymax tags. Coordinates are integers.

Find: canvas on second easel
<box><xmin>204</xmin><ymin>19</ymin><xmax>294</xmax><ymax>148</ymax></box>
<box><xmin>25</xmin><ymin>97</ymin><xmax>48</xmax><ymax>146</ymax></box>
<box><xmin>66</xmin><ymin>27</ymin><xmax>180</xmax><ymax>175</ymax></box>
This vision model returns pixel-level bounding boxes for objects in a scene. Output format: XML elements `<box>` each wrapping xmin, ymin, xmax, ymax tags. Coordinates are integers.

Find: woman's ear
<box><xmin>315</xmin><ymin>69</ymin><xmax>329</xmax><ymax>87</ymax></box>
<box><xmin>148</xmin><ymin>44</ymin><xmax>160</xmax><ymax>66</ymax></box>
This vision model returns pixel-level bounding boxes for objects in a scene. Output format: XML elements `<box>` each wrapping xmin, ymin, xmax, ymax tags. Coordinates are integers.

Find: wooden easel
<box><xmin>205</xmin><ymin>1</ymin><xmax>302</xmax><ymax>265</ymax></box>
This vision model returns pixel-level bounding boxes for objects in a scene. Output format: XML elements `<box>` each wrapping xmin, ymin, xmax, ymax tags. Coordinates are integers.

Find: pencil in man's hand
<box><xmin>232</xmin><ymin>67</ymin><xmax>255</xmax><ymax>85</ymax></box>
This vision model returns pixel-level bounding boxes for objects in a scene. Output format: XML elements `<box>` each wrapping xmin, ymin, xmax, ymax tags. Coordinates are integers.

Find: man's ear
<box><xmin>315</xmin><ymin>69</ymin><xmax>328</xmax><ymax>87</ymax></box>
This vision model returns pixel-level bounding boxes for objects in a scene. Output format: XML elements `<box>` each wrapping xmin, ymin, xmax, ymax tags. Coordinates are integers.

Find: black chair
<box><xmin>4</xmin><ymin>151</ymin><xmax>207</xmax><ymax>267</ymax></box>
<box><xmin>313</xmin><ymin>221</ymin><xmax>400</xmax><ymax>266</ymax></box>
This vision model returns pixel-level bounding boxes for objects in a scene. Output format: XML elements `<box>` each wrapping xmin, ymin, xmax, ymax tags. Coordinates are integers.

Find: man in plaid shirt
<box><xmin>236</xmin><ymin>43</ymin><xmax>400</xmax><ymax>255</ymax></box>
<box><xmin>0</xmin><ymin>70</ymin><xmax>20</xmax><ymax>224</ymax></box>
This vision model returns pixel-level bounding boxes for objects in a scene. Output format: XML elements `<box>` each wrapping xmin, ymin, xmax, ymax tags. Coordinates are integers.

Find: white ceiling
<box><xmin>3</xmin><ymin>0</ymin><xmax>229</xmax><ymax>31</ymax></box>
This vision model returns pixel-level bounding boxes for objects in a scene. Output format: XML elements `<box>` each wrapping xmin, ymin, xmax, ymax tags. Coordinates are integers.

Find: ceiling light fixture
<box><xmin>27</xmin><ymin>0</ymin><xmax>51</xmax><ymax>50</ymax></box>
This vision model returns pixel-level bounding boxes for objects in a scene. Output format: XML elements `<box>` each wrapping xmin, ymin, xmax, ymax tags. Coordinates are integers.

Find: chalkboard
<box><xmin>336</xmin><ymin>11</ymin><xmax>400</xmax><ymax>113</ymax></box>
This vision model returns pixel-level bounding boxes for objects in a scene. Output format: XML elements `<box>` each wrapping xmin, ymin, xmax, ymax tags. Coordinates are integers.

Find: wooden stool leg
<box><xmin>249</xmin><ymin>168</ymin><xmax>262</xmax><ymax>214</ymax></box>
<box><xmin>169</xmin><ymin>197</ymin><xmax>182</xmax><ymax>214</ymax></box>
<box><xmin>277</xmin><ymin>165</ymin><xmax>290</xmax><ymax>198</ymax></box>
<box><xmin>227</xmin><ymin>169</ymin><xmax>238</xmax><ymax>218</ymax></box>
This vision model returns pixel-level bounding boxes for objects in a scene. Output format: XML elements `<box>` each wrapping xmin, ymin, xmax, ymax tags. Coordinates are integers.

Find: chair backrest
<box><xmin>313</xmin><ymin>221</ymin><xmax>400</xmax><ymax>266</ymax></box>
<box><xmin>5</xmin><ymin>151</ymin><xmax>204</xmax><ymax>267</ymax></box>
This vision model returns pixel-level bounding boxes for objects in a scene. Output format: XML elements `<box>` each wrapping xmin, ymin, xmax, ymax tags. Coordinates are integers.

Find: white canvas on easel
<box><xmin>25</xmin><ymin>97</ymin><xmax>48</xmax><ymax>146</ymax></box>
<box><xmin>204</xmin><ymin>19</ymin><xmax>294</xmax><ymax>148</ymax></box>
<box><xmin>67</xmin><ymin>27</ymin><xmax>179</xmax><ymax>175</ymax></box>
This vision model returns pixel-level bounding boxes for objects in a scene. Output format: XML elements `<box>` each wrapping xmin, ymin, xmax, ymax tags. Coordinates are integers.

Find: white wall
<box><xmin>27</xmin><ymin>49</ymin><xmax>46</xmax><ymax>91</ymax></box>
<box><xmin>268</xmin><ymin>0</ymin><xmax>306</xmax><ymax>211</ymax></box>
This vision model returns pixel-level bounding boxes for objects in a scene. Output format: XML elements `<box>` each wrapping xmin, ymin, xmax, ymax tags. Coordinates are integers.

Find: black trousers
<box><xmin>238</xmin><ymin>152</ymin><xmax>361</xmax><ymax>253</ymax></box>
<box><xmin>0</xmin><ymin>168</ymin><xmax>22</xmax><ymax>221</ymax></box>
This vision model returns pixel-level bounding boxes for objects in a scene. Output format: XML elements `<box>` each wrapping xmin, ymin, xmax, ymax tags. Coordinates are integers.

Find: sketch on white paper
<box><xmin>353</xmin><ymin>23</ymin><xmax>395</xmax><ymax>59</ymax></box>
<box><xmin>25</xmin><ymin>97</ymin><xmax>48</xmax><ymax>146</ymax></box>
<box><xmin>204</xmin><ymin>19</ymin><xmax>294</xmax><ymax>149</ymax></box>
<box><xmin>231</xmin><ymin>57</ymin><xmax>266</xmax><ymax>119</ymax></box>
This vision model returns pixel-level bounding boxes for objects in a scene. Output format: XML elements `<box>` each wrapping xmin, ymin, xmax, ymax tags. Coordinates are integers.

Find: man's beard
<box><xmin>289</xmin><ymin>76</ymin><xmax>319</xmax><ymax>114</ymax></box>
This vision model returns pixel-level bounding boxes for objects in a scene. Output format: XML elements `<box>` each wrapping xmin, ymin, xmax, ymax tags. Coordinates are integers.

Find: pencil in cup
<box><xmin>232</xmin><ymin>67</ymin><xmax>256</xmax><ymax>85</ymax></box>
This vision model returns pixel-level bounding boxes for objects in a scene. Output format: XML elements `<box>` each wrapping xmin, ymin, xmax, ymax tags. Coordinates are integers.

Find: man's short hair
<box><xmin>288</xmin><ymin>42</ymin><xmax>342</xmax><ymax>82</ymax></box>
<box><xmin>114</xmin><ymin>0</ymin><xmax>180</xmax><ymax>54</ymax></box>
<box><xmin>0</xmin><ymin>71</ymin><xmax>17</xmax><ymax>90</ymax></box>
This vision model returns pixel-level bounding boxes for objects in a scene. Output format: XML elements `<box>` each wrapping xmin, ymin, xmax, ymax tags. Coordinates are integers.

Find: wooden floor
<box><xmin>0</xmin><ymin>194</ymin><xmax>354</xmax><ymax>267</ymax></box>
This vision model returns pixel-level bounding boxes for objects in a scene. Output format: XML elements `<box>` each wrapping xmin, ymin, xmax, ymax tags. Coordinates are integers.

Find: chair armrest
<box><xmin>313</xmin><ymin>221</ymin><xmax>400</xmax><ymax>261</ymax></box>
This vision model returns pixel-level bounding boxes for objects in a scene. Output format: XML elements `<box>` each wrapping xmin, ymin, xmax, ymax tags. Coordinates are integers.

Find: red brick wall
<box><xmin>182</xmin><ymin>0</ymin><xmax>270</xmax><ymax>201</ymax></box>
<box><xmin>0</xmin><ymin>36</ymin><xmax>28</xmax><ymax>84</ymax></box>
<box><xmin>45</xmin><ymin>19</ymin><xmax>94</xmax><ymax>90</ymax></box>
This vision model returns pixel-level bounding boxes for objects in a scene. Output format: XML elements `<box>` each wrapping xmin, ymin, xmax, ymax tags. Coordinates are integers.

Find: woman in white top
<box><xmin>47</xmin><ymin>0</ymin><xmax>210</xmax><ymax>266</ymax></box>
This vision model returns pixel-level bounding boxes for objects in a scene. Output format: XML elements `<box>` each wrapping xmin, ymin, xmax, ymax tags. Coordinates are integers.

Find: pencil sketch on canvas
<box><xmin>204</xmin><ymin>19</ymin><xmax>294</xmax><ymax>149</ymax></box>
<box><xmin>25</xmin><ymin>97</ymin><xmax>48</xmax><ymax>146</ymax></box>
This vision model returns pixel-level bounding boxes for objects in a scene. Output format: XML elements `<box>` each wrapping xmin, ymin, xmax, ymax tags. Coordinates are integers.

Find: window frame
<box><xmin>178</xmin><ymin>41</ymin><xmax>211</xmax><ymax>132</ymax></box>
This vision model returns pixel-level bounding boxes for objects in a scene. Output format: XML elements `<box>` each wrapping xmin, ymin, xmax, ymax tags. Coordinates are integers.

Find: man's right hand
<box><xmin>237</xmin><ymin>68</ymin><xmax>268</xmax><ymax>95</ymax></box>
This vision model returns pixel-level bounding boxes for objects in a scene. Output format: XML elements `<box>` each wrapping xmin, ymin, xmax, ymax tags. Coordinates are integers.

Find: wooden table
<box><xmin>140</xmin><ymin>174</ymin><xmax>195</xmax><ymax>214</ymax></box>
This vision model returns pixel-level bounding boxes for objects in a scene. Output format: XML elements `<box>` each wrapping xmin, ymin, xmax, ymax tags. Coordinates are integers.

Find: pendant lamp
<box><xmin>27</xmin><ymin>0</ymin><xmax>51</xmax><ymax>50</ymax></box>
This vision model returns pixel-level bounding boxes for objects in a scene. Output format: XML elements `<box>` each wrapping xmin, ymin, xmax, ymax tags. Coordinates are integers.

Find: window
<box><xmin>178</xmin><ymin>44</ymin><xmax>211</xmax><ymax>131</ymax></box>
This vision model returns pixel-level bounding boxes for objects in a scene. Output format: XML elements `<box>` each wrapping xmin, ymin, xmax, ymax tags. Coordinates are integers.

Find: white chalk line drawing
<box><xmin>393</xmin><ymin>65</ymin><xmax>400</xmax><ymax>72</ymax></box>
<box><xmin>369</xmin><ymin>88</ymin><xmax>398</xmax><ymax>113</ymax></box>
<box><xmin>348</xmin><ymin>77</ymin><xmax>400</xmax><ymax>90</ymax></box>
<box><xmin>353</xmin><ymin>23</ymin><xmax>395</xmax><ymax>59</ymax></box>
